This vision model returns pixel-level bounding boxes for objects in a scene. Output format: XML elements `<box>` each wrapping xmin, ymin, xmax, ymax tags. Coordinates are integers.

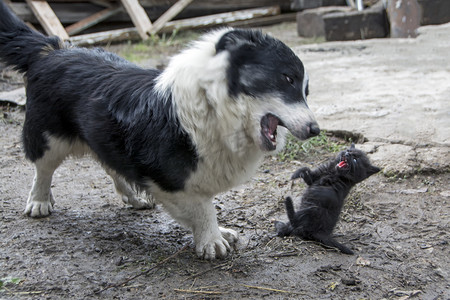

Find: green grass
<box><xmin>116</xmin><ymin>30</ymin><xmax>200</xmax><ymax>63</ymax></box>
<box><xmin>0</xmin><ymin>277</ymin><xmax>22</xmax><ymax>291</ymax></box>
<box><xmin>278</xmin><ymin>130</ymin><xmax>348</xmax><ymax>162</ymax></box>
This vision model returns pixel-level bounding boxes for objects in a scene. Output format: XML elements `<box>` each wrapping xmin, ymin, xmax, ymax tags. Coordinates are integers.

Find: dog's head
<box><xmin>215</xmin><ymin>29</ymin><xmax>320</xmax><ymax>151</ymax></box>
<box><xmin>157</xmin><ymin>28</ymin><xmax>319</xmax><ymax>154</ymax></box>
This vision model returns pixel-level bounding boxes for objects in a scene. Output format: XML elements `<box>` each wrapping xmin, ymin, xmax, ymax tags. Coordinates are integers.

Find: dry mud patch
<box><xmin>1</xmin><ymin>21</ymin><xmax>449</xmax><ymax>299</ymax></box>
<box><xmin>0</xmin><ymin>107</ymin><xmax>448</xmax><ymax>299</ymax></box>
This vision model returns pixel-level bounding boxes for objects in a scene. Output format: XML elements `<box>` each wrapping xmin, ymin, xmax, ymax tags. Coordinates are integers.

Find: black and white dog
<box><xmin>0</xmin><ymin>1</ymin><xmax>319</xmax><ymax>259</ymax></box>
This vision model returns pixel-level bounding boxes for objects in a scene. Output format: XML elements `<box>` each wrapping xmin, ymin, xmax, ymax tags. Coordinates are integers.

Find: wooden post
<box><xmin>120</xmin><ymin>0</ymin><xmax>152</xmax><ymax>40</ymax></box>
<box><xmin>25</xmin><ymin>0</ymin><xmax>69</xmax><ymax>40</ymax></box>
<box><xmin>65</xmin><ymin>6</ymin><xmax>122</xmax><ymax>36</ymax></box>
<box><xmin>149</xmin><ymin>0</ymin><xmax>193</xmax><ymax>35</ymax></box>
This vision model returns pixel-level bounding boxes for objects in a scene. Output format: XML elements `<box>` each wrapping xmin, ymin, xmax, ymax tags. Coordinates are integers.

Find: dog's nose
<box><xmin>308</xmin><ymin>122</ymin><xmax>320</xmax><ymax>137</ymax></box>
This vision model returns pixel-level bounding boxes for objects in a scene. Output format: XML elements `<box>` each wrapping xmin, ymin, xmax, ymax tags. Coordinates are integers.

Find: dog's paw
<box><xmin>24</xmin><ymin>190</ymin><xmax>55</xmax><ymax>217</ymax></box>
<box><xmin>219</xmin><ymin>227</ymin><xmax>239</xmax><ymax>246</ymax></box>
<box><xmin>121</xmin><ymin>194</ymin><xmax>155</xmax><ymax>210</ymax></box>
<box><xmin>195</xmin><ymin>233</ymin><xmax>232</xmax><ymax>260</ymax></box>
<box><xmin>24</xmin><ymin>200</ymin><xmax>53</xmax><ymax>217</ymax></box>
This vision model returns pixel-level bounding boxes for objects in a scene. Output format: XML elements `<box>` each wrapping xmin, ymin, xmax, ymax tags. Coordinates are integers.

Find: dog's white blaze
<box><xmin>155</xmin><ymin>28</ymin><xmax>267</xmax><ymax>196</ymax></box>
<box><xmin>302</xmin><ymin>70</ymin><xmax>309</xmax><ymax>102</ymax></box>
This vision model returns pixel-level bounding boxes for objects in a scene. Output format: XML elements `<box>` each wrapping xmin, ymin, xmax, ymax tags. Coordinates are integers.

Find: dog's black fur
<box><xmin>275</xmin><ymin>144</ymin><xmax>380</xmax><ymax>254</ymax></box>
<box><xmin>0</xmin><ymin>0</ymin><xmax>321</xmax><ymax>259</ymax></box>
<box><xmin>0</xmin><ymin>1</ymin><xmax>198</xmax><ymax>191</ymax></box>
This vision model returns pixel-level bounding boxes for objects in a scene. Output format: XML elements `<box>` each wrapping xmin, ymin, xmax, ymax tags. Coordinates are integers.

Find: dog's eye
<box><xmin>285</xmin><ymin>75</ymin><xmax>294</xmax><ymax>85</ymax></box>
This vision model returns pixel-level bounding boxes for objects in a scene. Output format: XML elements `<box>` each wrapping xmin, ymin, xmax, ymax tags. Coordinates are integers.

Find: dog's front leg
<box><xmin>162</xmin><ymin>196</ymin><xmax>238</xmax><ymax>260</ymax></box>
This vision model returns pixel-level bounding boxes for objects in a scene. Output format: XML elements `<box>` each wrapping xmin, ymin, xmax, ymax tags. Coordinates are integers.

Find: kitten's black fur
<box><xmin>275</xmin><ymin>144</ymin><xmax>380</xmax><ymax>254</ymax></box>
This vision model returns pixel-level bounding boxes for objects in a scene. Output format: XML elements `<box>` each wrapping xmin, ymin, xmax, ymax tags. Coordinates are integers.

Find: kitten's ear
<box><xmin>367</xmin><ymin>165</ymin><xmax>381</xmax><ymax>176</ymax></box>
<box><xmin>350</xmin><ymin>143</ymin><xmax>356</xmax><ymax>150</ymax></box>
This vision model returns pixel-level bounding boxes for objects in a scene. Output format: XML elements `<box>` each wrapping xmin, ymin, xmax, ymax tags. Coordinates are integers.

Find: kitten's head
<box><xmin>335</xmin><ymin>144</ymin><xmax>380</xmax><ymax>183</ymax></box>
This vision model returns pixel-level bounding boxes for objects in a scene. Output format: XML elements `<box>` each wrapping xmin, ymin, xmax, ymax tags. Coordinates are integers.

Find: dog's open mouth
<box><xmin>337</xmin><ymin>156</ymin><xmax>348</xmax><ymax>169</ymax></box>
<box><xmin>260</xmin><ymin>113</ymin><xmax>284</xmax><ymax>151</ymax></box>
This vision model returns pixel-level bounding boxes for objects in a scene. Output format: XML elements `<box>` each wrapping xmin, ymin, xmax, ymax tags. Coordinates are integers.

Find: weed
<box><xmin>116</xmin><ymin>30</ymin><xmax>200</xmax><ymax>63</ymax></box>
<box><xmin>0</xmin><ymin>277</ymin><xmax>22</xmax><ymax>291</ymax></box>
<box><xmin>278</xmin><ymin>130</ymin><xmax>347</xmax><ymax>162</ymax></box>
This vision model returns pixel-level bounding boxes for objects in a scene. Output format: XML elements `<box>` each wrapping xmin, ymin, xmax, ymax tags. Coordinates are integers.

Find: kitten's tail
<box><xmin>284</xmin><ymin>197</ymin><xmax>297</xmax><ymax>225</ymax></box>
<box><xmin>312</xmin><ymin>233</ymin><xmax>354</xmax><ymax>255</ymax></box>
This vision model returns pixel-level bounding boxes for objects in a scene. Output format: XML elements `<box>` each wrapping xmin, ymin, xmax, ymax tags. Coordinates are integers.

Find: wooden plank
<box><xmin>149</xmin><ymin>0</ymin><xmax>193</xmax><ymax>35</ymax></box>
<box><xmin>11</xmin><ymin>1</ymin><xmax>289</xmax><ymax>25</ymax></box>
<box><xmin>120</xmin><ymin>0</ymin><xmax>152</xmax><ymax>40</ymax></box>
<box><xmin>162</xmin><ymin>6</ymin><xmax>281</xmax><ymax>32</ymax></box>
<box><xmin>229</xmin><ymin>12</ymin><xmax>297</xmax><ymax>28</ymax></box>
<box><xmin>70</xmin><ymin>27</ymin><xmax>140</xmax><ymax>46</ymax></box>
<box><xmin>70</xmin><ymin>6</ymin><xmax>282</xmax><ymax>46</ymax></box>
<box><xmin>0</xmin><ymin>87</ymin><xmax>26</xmax><ymax>106</ymax></box>
<box><xmin>65</xmin><ymin>6</ymin><xmax>122</xmax><ymax>36</ymax></box>
<box><xmin>25</xmin><ymin>0</ymin><xmax>69</xmax><ymax>39</ymax></box>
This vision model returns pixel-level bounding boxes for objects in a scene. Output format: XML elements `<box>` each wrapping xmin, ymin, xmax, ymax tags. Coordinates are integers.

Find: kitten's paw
<box><xmin>195</xmin><ymin>233</ymin><xmax>231</xmax><ymax>260</ymax></box>
<box><xmin>274</xmin><ymin>221</ymin><xmax>291</xmax><ymax>237</ymax></box>
<box><xmin>292</xmin><ymin>167</ymin><xmax>312</xmax><ymax>185</ymax></box>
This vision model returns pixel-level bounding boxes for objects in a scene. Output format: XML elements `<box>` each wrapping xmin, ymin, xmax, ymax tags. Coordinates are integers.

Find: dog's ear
<box><xmin>350</xmin><ymin>143</ymin><xmax>356</xmax><ymax>150</ymax></box>
<box><xmin>215</xmin><ymin>29</ymin><xmax>259</xmax><ymax>54</ymax></box>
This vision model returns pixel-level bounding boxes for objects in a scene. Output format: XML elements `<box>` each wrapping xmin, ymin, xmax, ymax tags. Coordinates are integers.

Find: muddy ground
<box><xmin>1</xmin><ymin>22</ymin><xmax>449</xmax><ymax>299</ymax></box>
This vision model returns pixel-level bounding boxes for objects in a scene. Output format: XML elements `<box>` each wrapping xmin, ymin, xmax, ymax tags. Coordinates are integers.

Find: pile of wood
<box><xmin>7</xmin><ymin>0</ymin><xmax>295</xmax><ymax>45</ymax></box>
<box><xmin>293</xmin><ymin>0</ymin><xmax>450</xmax><ymax>41</ymax></box>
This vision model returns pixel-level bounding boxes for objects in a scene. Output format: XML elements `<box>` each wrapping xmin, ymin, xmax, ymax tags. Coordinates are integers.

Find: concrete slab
<box><xmin>295</xmin><ymin>23</ymin><xmax>450</xmax><ymax>176</ymax></box>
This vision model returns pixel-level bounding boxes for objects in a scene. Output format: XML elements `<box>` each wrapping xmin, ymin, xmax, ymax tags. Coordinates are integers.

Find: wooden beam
<box><xmin>65</xmin><ymin>6</ymin><xmax>122</xmax><ymax>36</ymax></box>
<box><xmin>70</xmin><ymin>6</ymin><xmax>282</xmax><ymax>46</ymax></box>
<box><xmin>149</xmin><ymin>0</ymin><xmax>193</xmax><ymax>35</ymax></box>
<box><xmin>229</xmin><ymin>12</ymin><xmax>296</xmax><ymax>28</ymax></box>
<box><xmin>69</xmin><ymin>27</ymin><xmax>140</xmax><ymax>45</ymax></box>
<box><xmin>25</xmin><ymin>0</ymin><xmax>69</xmax><ymax>39</ymax></box>
<box><xmin>161</xmin><ymin>6</ymin><xmax>280</xmax><ymax>32</ymax></box>
<box><xmin>120</xmin><ymin>0</ymin><xmax>152</xmax><ymax>40</ymax></box>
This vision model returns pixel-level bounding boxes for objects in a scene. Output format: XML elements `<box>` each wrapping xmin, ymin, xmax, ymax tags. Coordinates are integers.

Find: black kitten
<box><xmin>275</xmin><ymin>144</ymin><xmax>380</xmax><ymax>254</ymax></box>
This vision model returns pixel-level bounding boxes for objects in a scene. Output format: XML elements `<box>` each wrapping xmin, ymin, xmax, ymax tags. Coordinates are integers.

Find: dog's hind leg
<box><xmin>105</xmin><ymin>168</ymin><xmax>155</xmax><ymax>209</ymax></box>
<box><xmin>24</xmin><ymin>137</ymin><xmax>68</xmax><ymax>217</ymax></box>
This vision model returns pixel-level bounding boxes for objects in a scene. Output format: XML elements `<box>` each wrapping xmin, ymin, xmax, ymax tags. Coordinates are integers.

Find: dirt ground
<box><xmin>1</xmin><ymin>22</ymin><xmax>449</xmax><ymax>299</ymax></box>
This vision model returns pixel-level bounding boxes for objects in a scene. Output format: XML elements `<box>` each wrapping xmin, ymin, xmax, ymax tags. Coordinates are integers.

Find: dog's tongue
<box><xmin>338</xmin><ymin>160</ymin><xmax>347</xmax><ymax>168</ymax></box>
<box><xmin>261</xmin><ymin>114</ymin><xmax>279</xmax><ymax>143</ymax></box>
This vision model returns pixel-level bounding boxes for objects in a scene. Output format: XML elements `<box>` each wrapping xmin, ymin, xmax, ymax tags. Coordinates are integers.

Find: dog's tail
<box><xmin>0</xmin><ymin>0</ymin><xmax>63</xmax><ymax>73</ymax></box>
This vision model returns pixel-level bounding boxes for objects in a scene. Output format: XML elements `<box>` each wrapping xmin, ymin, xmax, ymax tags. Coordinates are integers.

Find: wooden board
<box><xmin>70</xmin><ymin>6</ymin><xmax>282</xmax><ymax>46</ymax></box>
<box><xmin>25</xmin><ymin>0</ymin><xmax>69</xmax><ymax>39</ymax></box>
<box><xmin>150</xmin><ymin>0</ymin><xmax>193</xmax><ymax>35</ymax></box>
<box><xmin>162</xmin><ymin>6</ymin><xmax>280</xmax><ymax>32</ymax></box>
<box><xmin>120</xmin><ymin>0</ymin><xmax>152</xmax><ymax>39</ymax></box>
<box><xmin>65</xmin><ymin>6</ymin><xmax>122</xmax><ymax>35</ymax></box>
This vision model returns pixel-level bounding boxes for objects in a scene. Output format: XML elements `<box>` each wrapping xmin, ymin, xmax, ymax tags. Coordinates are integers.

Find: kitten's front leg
<box><xmin>291</xmin><ymin>167</ymin><xmax>314</xmax><ymax>185</ymax></box>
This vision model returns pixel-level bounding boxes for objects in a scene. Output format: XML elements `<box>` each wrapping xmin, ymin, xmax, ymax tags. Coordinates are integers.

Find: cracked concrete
<box><xmin>295</xmin><ymin>23</ymin><xmax>450</xmax><ymax>176</ymax></box>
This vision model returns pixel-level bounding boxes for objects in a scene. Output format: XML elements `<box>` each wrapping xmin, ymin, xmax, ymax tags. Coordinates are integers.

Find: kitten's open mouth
<box><xmin>260</xmin><ymin>113</ymin><xmax>285</xmax><ymax>151</ymax></box>
<box><xmin>337</xmin><ymin>156</ymin><xmax>348</xmax><ymax>169</ymax></box>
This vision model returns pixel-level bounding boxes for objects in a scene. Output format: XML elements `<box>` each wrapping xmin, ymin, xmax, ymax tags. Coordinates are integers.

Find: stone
<box><xmin>323</xmin><ymin>3</ymin><xmax>388</xmax><ymax>41</ymax></box>
<box><xmin>387</xmin><ymin>0</ymin><xmax>421</xmax><ymax>38</ymax></box>
<box><xmin>296</xmin><ymin>6</ymin><xmax>352</xmax><ymax>37</ymax></box>
<box><xmin>418</xmin><ymin>0</ymin><xmax>450</xmax><ymax>25</ymax></box>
